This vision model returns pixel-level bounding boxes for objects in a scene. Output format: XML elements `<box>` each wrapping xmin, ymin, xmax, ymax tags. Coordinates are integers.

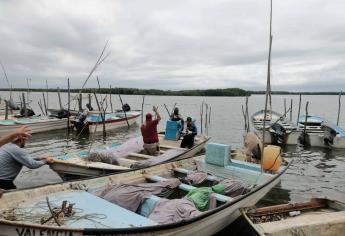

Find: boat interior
<box><xmin>244</xmin><ymin>198</ymin><xmax>345</xmax><ymax>235</ymax></box>
<box><xmin>52</xmin><ymin>134</ymin><xmax>209</xmax><ymax>172</ymax></box>
<box><xmin>0</xmin><ymin>154</ymin><xmax>282</xmax><ymax>229</ymax></box>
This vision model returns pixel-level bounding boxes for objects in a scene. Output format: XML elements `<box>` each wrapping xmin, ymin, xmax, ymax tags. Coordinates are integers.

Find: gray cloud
<box><xmin>0</xmin><ymin>0</ymin><xmax>344</xmax><ymax>91</ymax></box>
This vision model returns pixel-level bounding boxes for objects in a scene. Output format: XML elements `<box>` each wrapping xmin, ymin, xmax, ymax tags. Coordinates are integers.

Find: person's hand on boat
<box><xmin>40</xmin><ymin>156</ymin><xmax>54</xmax><ymax>164</ymax></box>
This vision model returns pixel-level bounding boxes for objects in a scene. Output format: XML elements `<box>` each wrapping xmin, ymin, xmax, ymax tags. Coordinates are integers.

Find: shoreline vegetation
<box><xmin>0</xmin><ymin>88</ymin><xmax>342</xmax><ymax>96</ymax></box>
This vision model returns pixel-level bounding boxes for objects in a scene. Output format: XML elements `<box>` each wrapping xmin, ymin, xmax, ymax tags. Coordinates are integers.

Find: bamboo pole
<box><xmin>261</xmin><ymin>0</ymin><xmax>273</xmax><ymax>163</ymax></box>
<box><xmin>38</xmin><ymin>100</ymin><xmax>45</xmax><ymax>115</ymax></box>
<box><xmin>205</xmin><ymin>103</ymin><xmax>208</xmax><ymax>136</ymax></box>
<box><xmin>297</xmin><ymin>94</ymin><xmax>302</xmax><ymax>125</ymax></box>
<box><xmin>302</xmin><ymin>101</ymin><xmax>309</xmax><ymax>146</ymax></box>
<box><xmin>246</xmin><ymin>96</ymin><xmax>250</xmax><ymax>132</ymax></box>
<box><xmin>284</xmin><ymin>98</ymin><xmax>287</xmax><ymax>117</ymax></box>
<box><xmin>209</xmin><ymin>106</ymin><xmax>211</xmax><ymax>125</ymax></box>
<box><xmin>337</xmin><ymin>91</ymin><xmax>342</xmax><ymax>126</ymax></box>
<box><xmin>242</xmin><ymin>104</ymin><xmax>247</xmax><ymax>132</ymax></box>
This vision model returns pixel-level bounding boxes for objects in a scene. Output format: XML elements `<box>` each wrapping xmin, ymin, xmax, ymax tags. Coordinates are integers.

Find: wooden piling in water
<box><xmin>4</xmin><ymin>100</ymin><xmax>8</xmax><ymax>120</ymax></box>
<box><xmin>109</xmin><ymin>85</ymin><xmax>113</xmax><ymax>113</ymax></box>
<box><xmin>284</xmin><ymin>98</ymin><xmax>287</xmax><ymax>117</ymax></box>
<box><xmin>118</xmin><ymin>93</ymin><xmax>130</xmax><ymax>129</ymax></box>
<box><xmin>22</xmin><ymin>93</ymin><xmax>27</xmax><ymax>117</ymax></box>
<box><xmin>200</xmin><ymin>101</ymin><xmax>204</xmax><ymax>134</ymax></box>
<box><xmin>79</xmin><ymin>93</ymin><xmax>83</xmax><ymax>111</ymax></box>
<box><xmin>42</xmin><ymin>92</ymin><xmax>47</xmax><ymax>115</ymax></box>
<box><xmin>46</xmin><ymin>80</ymin><xmax>49</xmax><ymax>111</ymax></box>
<box><xmin>337</xmin><ymin>91</ymin><xmax>342</xmax><ymax>126</ymax></box>
<box><xmin>57</xmin><ymin>87</ymin><xmax>63</xmax><ymax>110</ymax></box>
<box><xmin>141</xmin><ymin>95</ymin><xmax>145</xmax><ymax>125</ymax></box>
<box><xmin>290</xmin><ymin>99</ymin><xmax>293</xmax><ymax>121</ymax></box>
<box><xmin>297</xmin><ymin>94</ymin><xmax>301</xmax><ymax>125</ymax></box>
<box><xmin>93</xmin><ymin>92</ymin><xmax>107</xmax><ymax>137</ymax></box>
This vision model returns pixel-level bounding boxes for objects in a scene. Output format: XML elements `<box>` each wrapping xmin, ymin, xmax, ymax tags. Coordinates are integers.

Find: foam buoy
<box><xmin>262</xmin><ymin>145</ymin><xmax>282</xmax><ymax>172</ymax></box>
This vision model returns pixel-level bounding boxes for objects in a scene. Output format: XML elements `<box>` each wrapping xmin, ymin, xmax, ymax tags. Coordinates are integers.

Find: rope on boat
<box><xmin>0</xmin><ymin>199</ymin><xmax>107</xmax><ymax>227</ymax></box>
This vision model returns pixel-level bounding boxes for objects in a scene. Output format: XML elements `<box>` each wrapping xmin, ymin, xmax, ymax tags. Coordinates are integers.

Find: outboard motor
<box><xmin>270</xmin><ymin>123</ymin><xmax>286</xmax><ymax>146</ymax></box>
<box><xmin>56</xmin><ymin>109</ymin><xmax>70</xmax><ymax>119</ymax></box>
<box><xmin>122</xmin><ymin>103</ymin><xmax>131</xmax><ymax>112</ymax></box>
<box><xmin>322</xmin><ymin>124</ymin><xmax>337</xmax><ymax>146</ymax></box>
<box><xmin>73</xmin><ymin>113</ymin><xmax>88</xmax><ymax>134</ymax></box>
<box><xmin>20</xmin><ymin>108</ymin><xmax>35</xmax><ymax>117</ymax></box>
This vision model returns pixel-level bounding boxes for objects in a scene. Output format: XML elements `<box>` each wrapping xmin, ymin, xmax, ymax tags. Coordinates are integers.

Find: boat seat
<box><xmin>146</xmin><ymin>175</ymin><xmax>232</xmax><ymax>203</ymax></box>
<box><xmin>173</xmin><ymin>168</ymin><xmax>218</xmax><ymax>182</ymax></box>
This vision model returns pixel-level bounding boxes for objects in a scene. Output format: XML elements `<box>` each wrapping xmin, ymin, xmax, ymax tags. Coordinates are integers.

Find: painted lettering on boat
<box><xmin>15</xmin><ymin>227</ymin><xmax>73</xmax><ymax>236</ymax></box>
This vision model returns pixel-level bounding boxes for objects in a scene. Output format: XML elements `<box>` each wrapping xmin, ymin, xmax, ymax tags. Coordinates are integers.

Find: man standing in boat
<box><xmin>141</xmin><ymin>106</ymin><xmax>161</xmax><ymax>155</ymax></box>
<box><xmin>180</xmin><ymin>117</ymin><xmax>198</xmax><ymax>148</ymax></box>
<box><xmin>0</xmin><ymin>134</ymin><xmax>54</xmax><ymax>190</ymax></box>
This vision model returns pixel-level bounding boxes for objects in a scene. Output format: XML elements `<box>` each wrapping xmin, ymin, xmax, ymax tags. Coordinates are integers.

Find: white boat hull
<box><xmin>88</xmin><ymin>113</ymin><xmax>140</xmax><ymax>133</ymax></box>
<box><xmin>0</xmin><ymin>118</ymin><xmax>68</xmax><ymax>136</ymax></box>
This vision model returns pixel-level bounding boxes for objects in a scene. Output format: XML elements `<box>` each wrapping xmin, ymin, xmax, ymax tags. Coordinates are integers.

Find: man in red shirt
<box><xmin>141</xmin><ymin>106</ymin><xmax>161</xmax><ymax>155</ymax></box>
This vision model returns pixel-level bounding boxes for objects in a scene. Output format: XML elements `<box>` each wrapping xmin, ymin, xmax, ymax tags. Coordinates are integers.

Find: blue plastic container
<box><xmin>165</xmin><ymin>120</ymin><xmax>181</xmax><ymax>140</ymax></box>
<box><xmin>205</xmin><ymin>143</ymin><xmax>231</xmax><ymax>167</ymax></box>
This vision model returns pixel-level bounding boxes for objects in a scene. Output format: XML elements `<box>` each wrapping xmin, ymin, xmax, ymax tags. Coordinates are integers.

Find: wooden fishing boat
<box><xmin>50</xmin><ymin>134</ymin><xmax>210</xmax><ymax>180</ymax></box>
<box><xmin>0</xmin><ymin>147</ymin><xmax>290</xmax><ymax>235</ymax></box>
<box><xmin>71</xmin><ymin>111</ymin><xmax>141</xmax><ymax>134</ymax></box>
<box><xmin>241</xmin><ymin>198</ymin><xmax>345</xmax><ymax>236</ymax></box>
<box><xmin>0</xmin><ymin>116</ymin><xmax>69</xmax><ymax>136</ymax></box>
<box><xmin>47</xmin><ymin>108</ymin><xmax>79</xmax><ymax>117</ymax></box>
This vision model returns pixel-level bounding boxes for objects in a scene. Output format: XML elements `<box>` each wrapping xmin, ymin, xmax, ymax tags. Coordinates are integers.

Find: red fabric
<box><xmin>141</xmin><ymin>119</ymin><xmax>159</xmax><ymax>143</ymax></box>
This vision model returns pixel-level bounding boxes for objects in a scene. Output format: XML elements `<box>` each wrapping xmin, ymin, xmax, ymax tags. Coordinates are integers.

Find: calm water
<box><xmin>1</xmin><ymin>91</ymin><xmax>345</xmax><ymax>234</ymax></box>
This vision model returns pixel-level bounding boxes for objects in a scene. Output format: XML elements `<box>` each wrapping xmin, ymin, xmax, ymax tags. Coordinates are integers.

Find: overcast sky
<box><xmin>0</xmin><ymin>0</ymin><xmax>344</xmax><ymax>91</ymax></box>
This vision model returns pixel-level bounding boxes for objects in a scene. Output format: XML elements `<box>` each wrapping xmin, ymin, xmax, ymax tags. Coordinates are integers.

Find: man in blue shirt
<box><xmin>180</xmin><ymin>117</ymin><xmax>198</xmax><ymax>148</ymax></box>
<box><xmin>0</xmin><ymin>136</ymin><xmax>54</xmax><ymax>190</ymax></box>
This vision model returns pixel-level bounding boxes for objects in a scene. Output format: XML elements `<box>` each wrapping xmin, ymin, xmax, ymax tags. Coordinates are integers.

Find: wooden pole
<box><xmin>141</xmin><ymin>95</ymin><xmax>145</xmax><ymax>125</ymax></box>
<box><xmin>163</xmin><ymin>104</ymin><xmax>171</xmax><ymax>117</ymax></box>
<box><xmin>200</xmin><ymin>101</ymin><xmax>204</xmax><ymax>134</ymax></box>
<box><xmin>337</xmin><ymin>91</ymin><xmax>342</xmax><ymax>126</ymax></box>
<box><xmin>302</xmin><ymin>101</ymin><xmax>309</xmax><ymax>145</ymax></box>
<box><xmin>290</xmin><ymin>99</ymin><xmax>293</xmax><ymax>121</ymax></box>
<box><xmin>4</xmin><ymin>100</ymin><xmax>8</xmax><ymax>120</ymax></box>
<box><xmin>46</xmin><ymin>80</ymin><xmax>49</xmax><ymax>111</ymax></box>
<box><xmin>261</xmin><ymin>0</ymin><xmax>273</xmax><ymax>163</ymax></box>
<box><xmin>242</xmin><ymin>104</ymin><xmax>247</xmax><ymax>132</ymax></box>
<box><xmin>284</xmin><ymin>98</ymin><xmax>287</xmax><ymax>117</ymax></box>
<box><xmin>118</xmin><ymin>93</ymin><xmax>130</xmax><ymax>129</ymax></box>
<box><xmin>42</xmin><ymin>92</ymin><xmax>47</xmax><ymax>116</ymax></box>
<box><xmin>88</xmin><ymin>94</ymin><xmax>92</xmax><ymax>108</ymax></box>
<box><xmin>22</xmin><ymin>93</ymin><xmax>28</xmax><ymax>117</ymax></box>
<box><xmin>246</xmin><ymin>96</ymin><xmax>250</xmax><ymax>132</ymax></box>
<box><xmin>93</xmin><ymin>93</ymin><xmax>106</xmax><ymax>137</ymax></box>
<box><xmin>67</xmin><ymin>78</ymin><xmax>71</xmax><ymax>133</ymax></box>
<box><xmin>79</xmin><ymin>93</ymin><xmax>83</xmax><ymax>111</ymax></box>
<box><xmin>57</xmin><ymin>87</ymin><xmax>63</xmax><ymax>110</ymax></box>
<box><xmin>205</xmin><ymin>103</ymin><xmax>208</xmax><ymax>136</ymax></box>
<box><xmin>38</xmin><ymin>100</ymin><xmax>45</xmax><ymax>115</ymax></box>
<box><xmin>209</xmin><ymin>106</ymin><xmax>211</xmax><ymax>125</ymax></box>
<box><xmin>109</xmin><ymin>85</ymin><xmax>113</xmax><ymax>113</ymax></box>
<box><xmin>297</xmin><ymin>93</ymin><xmax>302</xmax><ymax>125</ymax></box>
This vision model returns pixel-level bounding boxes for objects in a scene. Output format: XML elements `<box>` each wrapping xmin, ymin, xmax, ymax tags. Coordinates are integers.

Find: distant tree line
<box><xmin>0</xmin><ymin>87</ymin><xmax>342</xmax><ymax>96</ymax></box>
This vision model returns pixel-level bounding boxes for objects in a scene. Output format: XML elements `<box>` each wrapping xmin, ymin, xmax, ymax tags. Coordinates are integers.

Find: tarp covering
<box><xmin>186</xmin><ymin>187</ymin><xmax>221</xmax><ymax>211</ymax></box>
<box><xmin>130</xmin><ymin>149</ymin><xmax>185</xmax><ymax>169</ymax></box>
<box><xmin>219</xmin><ymin>179</ymin><xmax>252</xmax><ymax>197</ymax></box>
<box><xmin>180</xmin><ymin>171</ymin><xmax>210</xmax><ymax>185</ymax></box>
<box><xmin>148</xmin><ymin>198</ymin><xmax>201</xmax><ymax>224</ymax></box>
<box><xmin>88</xmin><ymin>137</ymin><xmax>144</xmax><ymax>164</ymax></box>
<box><xmin>100</xmin><ymin>179</ymin><xmax>181</xmax><ymax>212</ymax></box>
